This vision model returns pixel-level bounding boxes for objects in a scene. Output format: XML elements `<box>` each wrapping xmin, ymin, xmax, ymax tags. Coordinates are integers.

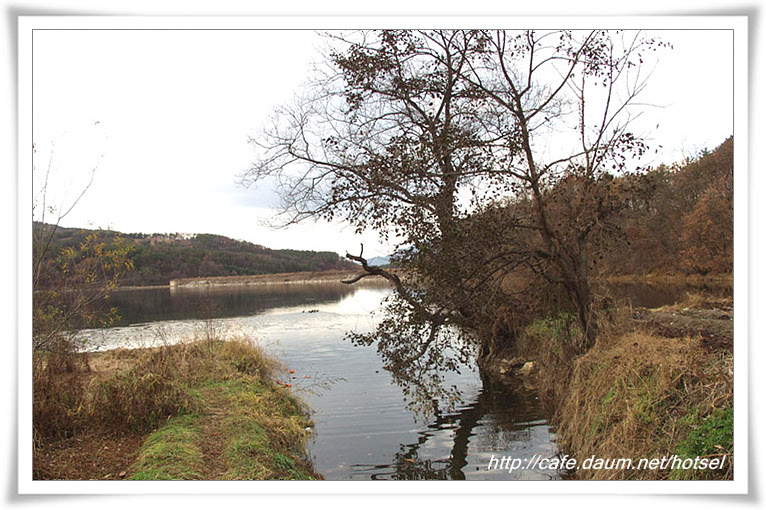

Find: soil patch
<box><xmin>631</xmin><ymin>308</ymin><xmax>733</xmax><ymax>351</ymax></box>
<box><xmin>196</xmin><ymin>388</ymin><xmax>230</xmax><ymax>479</ymax></box>
<box><xmin>33</xmin><ymin>432</ymin><xmax>146</xmax><ymax>480</ymax></box>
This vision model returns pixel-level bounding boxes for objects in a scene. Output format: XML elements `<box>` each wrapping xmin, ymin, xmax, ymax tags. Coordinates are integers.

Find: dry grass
<box><xmin>33</xmin><ymin>335</ymin><xmax>318</xmax><ymax>480</ymax></box>
<box><xmin>657</xmin><ymin>291</ymin><xmax>734</xmax><ymax>313</ymax></box>
<box><xmin>32</xmin><ymin>336</ymin><xmax>93</xmax><ymax>444</ymax></box>
<box><xmin>512</xmin><ymin>291</ymin><xmax>734</xmax><ymax>480</ymax></box>
<box><xmin>35</xmin><ymin>336</ymin><xmax>284</xmax><ymax>438</ymax></box>
<box><xmin>554</xmin><ymin>330</ymin><xmax>732</xmax><ymax>480</ymax></box>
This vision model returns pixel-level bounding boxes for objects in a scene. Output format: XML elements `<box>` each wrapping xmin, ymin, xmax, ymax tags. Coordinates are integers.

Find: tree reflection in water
<box><xmin>351</xmin><ymin>375</ymin><xmax>566</xmax><ymax>481</ymax></box>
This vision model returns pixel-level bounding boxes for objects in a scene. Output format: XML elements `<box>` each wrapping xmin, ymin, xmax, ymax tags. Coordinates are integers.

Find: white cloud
<box><xmin>31</xmin><ymin>25</ymin><xmax>735</xmax><ymax>259</ymax></box>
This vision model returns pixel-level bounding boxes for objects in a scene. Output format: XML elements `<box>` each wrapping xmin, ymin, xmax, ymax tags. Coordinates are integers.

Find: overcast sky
<box><xmin>31</xmin><ymin>24</ymin><xmax>735</xmax><ymax>258</ymax></box>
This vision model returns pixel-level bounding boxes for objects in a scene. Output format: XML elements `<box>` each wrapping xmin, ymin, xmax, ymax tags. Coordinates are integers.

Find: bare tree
<box><xmin>454</xmin><ymin>29</ymin><xmax>668</xmax><ymax>346</ymax></box>
<box><xmin>242</xmin><ymin>29</ymin><xmax>667</xmax><ymax>405</ymax></box>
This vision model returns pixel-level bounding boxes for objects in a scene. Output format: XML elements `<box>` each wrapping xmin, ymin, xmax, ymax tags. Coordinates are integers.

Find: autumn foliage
<box><xmin>244</xmin><ymin>30</ymin><xmax>733</xmax><ymax>404</ymax></box>
<box><xmin>598</xmin><ymin>137</ymin><xmax>734</xmax><ymax>276</ymax></box>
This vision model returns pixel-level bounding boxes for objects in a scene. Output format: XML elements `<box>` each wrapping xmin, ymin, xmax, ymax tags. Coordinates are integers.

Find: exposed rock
<box><xmin>518</xmin><ymin>361</ymin><xmax>536</xmax><ymax>376</ymax></box>
<box><xmin>483</xmin><ymin>356</ymin><xmax>534</xmax><ymax>378</ymax></box>
<box><xmin>496</xmin><ymin>358</ymin><xmax>526</xmax><ymax>375</ymax></box>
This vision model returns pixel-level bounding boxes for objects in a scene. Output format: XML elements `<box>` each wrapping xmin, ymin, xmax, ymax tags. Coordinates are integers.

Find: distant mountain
<box><xmin>33</xmin><ymin>223</ymin><xmax>358</xmax><ymax>287</ymax></box>
<box><xmin>366</xmin><ymin>255</ymin><xmax>391</xmax><ymax>267</ymax></box>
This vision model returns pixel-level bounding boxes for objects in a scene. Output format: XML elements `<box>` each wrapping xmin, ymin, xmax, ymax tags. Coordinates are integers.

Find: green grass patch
<box><xmin>124</xmin><ymin>338</ymin><xmax>320</xmax><ymax>480</ymax></box>
<box><xmin>34</xmin><ymin>336</ymin><xmax>320</xmax><ymax>480</ymax></box>
<box><xmin>671</xmin><ymin>406</ymin><xmax>733</xmax><ymax>480</ymax></box>
<box><xmin>525</xmin><ymin>312</ymin><xmax>580</xmax><ymax>340</ymax></box>
<box><xmin>129</xmin><ymin>414</ymin><xmax>205</xmax><ymax>480</ymax></box>
<box><xmin>217</xmin><ymin>377</ymin><xmax>318</xmax><ymax>480</ymax></box>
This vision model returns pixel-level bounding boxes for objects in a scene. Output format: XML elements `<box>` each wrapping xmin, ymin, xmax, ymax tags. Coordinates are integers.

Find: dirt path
<box><xmin>632</xmin><ymin>307</ymin><xmax>734</xmax><ymax>351</ymax></box>
<box><xmin>196</xmin><ymin>388</ymin><xmax>230</xmax><ymax>479</ymax></box>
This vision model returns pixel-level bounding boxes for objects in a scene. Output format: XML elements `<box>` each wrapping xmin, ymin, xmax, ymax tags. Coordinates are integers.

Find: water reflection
<box><xmin>346</xmin><ymin>377</ymin><xmax>565</xmax><ymax>480</ymax></box>
<box><xmin>603</xmin><ymin>281</ymin><xmax>732</xmax><ymax>308</ymax></box>
<box><xmin>87</xmin><ymin>283</ymin><xmax>564</xmax><ymax>480</ymax></box>
<box><xmin>83</xmin><ymin>280</ymin><xmax>717</xmax><ymax>480</ymax></box>
<box><xmin>104</xmin><ymin>283</ymin><xmax>381</xmax><ymax>327</ymax></box>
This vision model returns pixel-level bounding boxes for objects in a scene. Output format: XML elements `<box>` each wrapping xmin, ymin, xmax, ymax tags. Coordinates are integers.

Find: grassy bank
<box><xmin>507</xmin><ymin>292</ymin><xmax>734</xmax><ymax>480</ymax></box>
<box><xmin>33</xmin><ymin>337</ymin><xmax>321</xmax><ymax>480</ymax></box>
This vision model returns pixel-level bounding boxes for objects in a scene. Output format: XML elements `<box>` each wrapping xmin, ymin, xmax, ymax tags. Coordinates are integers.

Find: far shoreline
<box><xmin>113</xmin><ymin>270</ymin><xmax>731</xmax><ymax>292</ymax></box>
<box><xmin>114</xmin><ymin>268</ymin><xmax>397</xmax><ymax>291</ymax></box>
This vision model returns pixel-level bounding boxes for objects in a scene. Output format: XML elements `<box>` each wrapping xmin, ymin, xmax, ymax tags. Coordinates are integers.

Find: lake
<box><xmin>79</xmin><ymin>282</ymin><xmax>567</xmax><ymax>481</ymax></box>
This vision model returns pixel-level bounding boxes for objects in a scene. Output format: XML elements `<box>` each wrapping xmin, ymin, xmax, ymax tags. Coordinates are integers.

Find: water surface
<box><xmin>82</xmin><ymin>283</ymin><xmax>565</xmax><ymax>480</ymax></box>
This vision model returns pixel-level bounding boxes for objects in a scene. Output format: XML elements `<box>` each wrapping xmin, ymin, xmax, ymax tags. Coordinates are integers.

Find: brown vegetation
<box><xmin>33</xmin><ymin>337</ymin><xmax>320</xmax><ymax>480</ymax></box>
<box><xmin>504</xmin><ymin>292</ymin><xmax>733</xmax><ymax>480</ymax></box>
<box><xmin>471</xmin><ymin>137</ymin><xmax>734</xmax><ymax>369</ymax></box>
<box><xmin>32</xmin><ymin>29</ymin><xmax>735</xmax><ymax>482</ymax></box>
<box><xmin>599</xmin><ymin>137</ymin><xmax>734</xmax><ymax>277</ymax></box>
<box><xmin>558</xmin><ymin>330</ymin><xmax>732</xmax><ymax>480</ymax></box>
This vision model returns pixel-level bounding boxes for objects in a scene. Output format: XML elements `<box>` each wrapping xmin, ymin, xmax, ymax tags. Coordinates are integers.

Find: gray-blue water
<box><xmin>79</xmin><ymin>283</ymin><xmax>565</xmax><ymax>480</ymax></box>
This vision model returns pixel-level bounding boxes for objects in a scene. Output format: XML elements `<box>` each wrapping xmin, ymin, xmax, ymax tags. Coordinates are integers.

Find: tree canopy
<box><xmin>242</xmin><ymin>30</ymin><xmax>726</xmax><ymax>411</ymax></box>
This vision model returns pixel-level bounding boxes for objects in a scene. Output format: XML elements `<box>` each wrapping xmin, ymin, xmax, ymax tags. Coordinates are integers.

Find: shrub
<box><xmin>516</xmin><ymin>312</ymin><xmax>582</xmax><ymax>413</ymax></box>
<box><xmin>90</xmin><ymin>368</ymin><xmax>196</xmax><ymax>434</ymax></box>
<box><xmin>32</xmin><ymin>337</ymin><xmax>91</xmax><ymax>442</ymax></box>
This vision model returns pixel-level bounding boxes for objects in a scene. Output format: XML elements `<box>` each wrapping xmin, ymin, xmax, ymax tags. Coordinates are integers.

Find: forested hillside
<box><xmin>445</xmin><ymin>136</ymin><xmax>734</xmax><ymax>344</ymax></box>
<box><xmin>600</xmin><ymin>136</ymin><xmax>734</xmax><ymax>276</ymax></box>
<box><xmin>33</xmin><ymin>225</ymin><xmax>357</xmax><ymax>287</ymax></box>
